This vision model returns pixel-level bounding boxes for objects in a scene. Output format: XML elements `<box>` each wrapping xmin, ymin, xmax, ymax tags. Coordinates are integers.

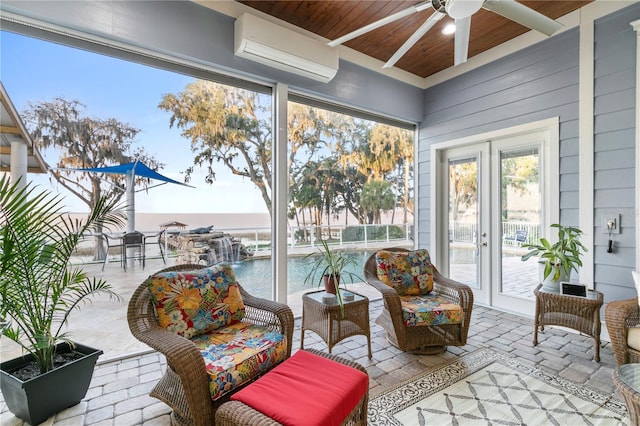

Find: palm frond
<box><xmin>0</xmin><ymin>175</ymin><xmax>125</xmax><ymax>373</ymax></box>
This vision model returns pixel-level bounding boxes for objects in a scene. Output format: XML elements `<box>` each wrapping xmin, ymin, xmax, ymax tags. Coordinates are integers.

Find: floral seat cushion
<box><xmin>146</xmin><ymin>263</ymin><xmax>245</xmax><ymax>338</ymax></box>
<box><xmin>400</xmin><ymin>294</ymin><xmax>463</xmax><ymax>326</ymax></box>
<box><xmin>191</xmin><ymin>321</ymin><xmax>288</xmax><ymax>400</ymax></box>
<box><xmin>375</xmin><ymin>249</ymin><xmax>434</xmax><ymax>295</ymax></box>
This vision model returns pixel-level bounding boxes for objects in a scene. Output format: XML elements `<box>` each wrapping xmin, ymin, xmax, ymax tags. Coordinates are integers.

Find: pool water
<box><xmin>232</xmin><ymin>249</ymin><xmax>373</xmax><ymax>299</ymax></box>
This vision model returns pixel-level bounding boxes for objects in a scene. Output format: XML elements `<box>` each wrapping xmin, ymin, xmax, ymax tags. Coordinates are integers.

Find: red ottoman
<box><xmin>215</xmin><ymin>349</ymin><xmax>369</xmax><ymax>426</ymax></box>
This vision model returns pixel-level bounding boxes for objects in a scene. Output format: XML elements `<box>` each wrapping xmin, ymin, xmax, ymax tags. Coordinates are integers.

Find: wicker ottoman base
<box><xmin>215</xmin><ymin>349</ymin><xmax>369</xmax><ymax>426</ymax></box>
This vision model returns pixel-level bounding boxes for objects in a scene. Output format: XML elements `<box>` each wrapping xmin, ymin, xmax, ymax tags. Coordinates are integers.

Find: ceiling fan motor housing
<box><xmin>431</xmin><ymin>0</ymin><xmax>447</xmax><ymax>14</ymax></box>
<box><xmin>432</xmin><ymin>0</ymin><xmax>484</xmax><ymax>19</ymax></box>
<box><xmin>448</xmin><ymin>0</ymin><xmax>484</xmax><ymax>19</ymax></box>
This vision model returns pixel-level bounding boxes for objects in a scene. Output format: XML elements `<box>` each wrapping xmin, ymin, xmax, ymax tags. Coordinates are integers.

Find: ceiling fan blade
<box><xmin>328</xmin><ymin>1</ymin><xmax>432</xmax><ymax>47</ymax></box>
<box><xmin>454</xmin><ymin>16</ymin><xmax>471</xmax><ymax>66</ymax></box>
<box><xmin>483</xmin><ymin>0</ymin><xmax>562</xmax><ymax>36</ymax></box>
<box><xmin>383</xmin><ymin>11</ymin><xmax>445</xmax><ymax>69</ymax></box>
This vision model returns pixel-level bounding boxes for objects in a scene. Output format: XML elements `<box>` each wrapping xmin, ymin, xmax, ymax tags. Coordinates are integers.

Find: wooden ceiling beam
<box><xmin>0</xmin><ymin>164</ymin><xmax>46</xmax><ymax>173</ymax></box>
<box><xmin>0</xmin><ymin>145</ymin><xmax>37</xmax><ymax>155</ymax></box>
<box><xmin>0</xmin><ymin>125</ymin><xmax>21</xmax><ymax>135</ymax></box>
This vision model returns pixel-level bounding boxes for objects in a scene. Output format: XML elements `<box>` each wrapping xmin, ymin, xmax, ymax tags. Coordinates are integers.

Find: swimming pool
<box><xmin>232</xmin><ymin>249</ymin><xmax>373</xmax><ymax>299</ymax></box>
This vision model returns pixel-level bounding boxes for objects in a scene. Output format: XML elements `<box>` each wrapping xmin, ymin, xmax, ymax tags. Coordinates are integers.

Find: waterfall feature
<box><xmin>217</xmin><ymin>237</ymin><xmax>233</xmax><ymax>263</ymax></box>
<box><xmin>233</xmin><ymin>242</ymin><xmax>241</xmax><ymax>262</ymax></box>
<box><xmin>177</xmin><ymin>230</ymin><xmax>252</xmax><ymax>266</ymax></box>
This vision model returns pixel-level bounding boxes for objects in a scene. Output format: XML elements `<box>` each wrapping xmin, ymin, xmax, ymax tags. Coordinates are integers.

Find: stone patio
<box><xmin>0</xmin><ymin>255</ymin><xmax>624</xmax><ymax>425</ymax></box>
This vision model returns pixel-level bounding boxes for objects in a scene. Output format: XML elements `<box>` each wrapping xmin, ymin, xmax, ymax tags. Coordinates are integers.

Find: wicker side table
<box><xmin>301</xmin><ymin>290</ymin><xmax>372</xmax><ymax>358</ymax></box>
<box><xmin>533</xmin><ymin>284</ymin><xmax>604</xmax><ymax>361</ymax></box>
<box><xmin>613</xmin><ymin>364</ymin><xmax>640</xmax><ymax>425</ymax></box>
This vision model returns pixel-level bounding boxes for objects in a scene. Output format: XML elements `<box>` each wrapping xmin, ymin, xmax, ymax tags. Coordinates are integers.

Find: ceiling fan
<box><xmin>328</xmin><ymin>0</ymin><xmax>563</xmax><ymax>69</ymax></box>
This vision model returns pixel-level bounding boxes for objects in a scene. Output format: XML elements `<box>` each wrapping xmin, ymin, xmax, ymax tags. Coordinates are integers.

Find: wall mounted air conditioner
<box><xmin>234</xmin><ymin>13</ymin><xmax>339</xmax><ymax>83</ymax></box>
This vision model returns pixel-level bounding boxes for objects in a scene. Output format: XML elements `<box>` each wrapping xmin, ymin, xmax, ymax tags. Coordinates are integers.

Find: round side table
<box><xmin>613</xmin><ymin>363</ymin><xmax>640</xmax><ymax>425</ymax></box>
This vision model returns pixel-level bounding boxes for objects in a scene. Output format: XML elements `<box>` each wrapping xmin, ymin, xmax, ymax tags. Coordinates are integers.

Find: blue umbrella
<box><xmin>77</xmin><ymin>160</ymin><xmax>193</xmax><ymax>233</ymax></box>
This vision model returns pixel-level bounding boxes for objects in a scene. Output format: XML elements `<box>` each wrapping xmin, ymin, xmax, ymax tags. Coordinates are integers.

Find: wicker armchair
<box><xmin>605</xmin><ymin>298</ymin><xmax>640</xmax><ymax>365</ymax></box>
<box><xmin>364</xmin><ymin>248</ymin><xmax>474</xmax><ymax>354</ymax></box>
<box><xmin>127</xmin><ymin>264</ymin><xmax>294</xmax><ymax>426</ymax></box>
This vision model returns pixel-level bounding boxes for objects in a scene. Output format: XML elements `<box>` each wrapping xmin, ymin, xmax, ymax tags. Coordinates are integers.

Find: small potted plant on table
<box><xmin>0</xmin><ymin>176</ymin><xmax>124</xmax><ymax>425</ymax></box>
<box><xmin>303</xmin><ymin>239</ymin><xmax>364</xmax><ymax>308</ymax></box>
<box><xmin>520</xmin><ymin>223</ymin><xmax>587</xmax><ymax>292</ymax></box>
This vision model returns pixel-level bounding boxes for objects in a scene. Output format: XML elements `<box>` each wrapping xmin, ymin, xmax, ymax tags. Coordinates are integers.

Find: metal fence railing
<box><xmin>449</xmin><ymin>221</ymin><xmax>540</xmax><ymax>245</ymax></box>
<box><xmin>168</xmin><ymin>221</ymin><xmax>539</xmax><ymax>256</ymax></box>
<box><xmin>289</xmin><ymin>223</ymin><xmax>412</xmax><ymax>249</ymax></box>
<box><xmin>168</xmin><ymin>223</ymin><xmax>414</xmax><ymax>254</ymax></box>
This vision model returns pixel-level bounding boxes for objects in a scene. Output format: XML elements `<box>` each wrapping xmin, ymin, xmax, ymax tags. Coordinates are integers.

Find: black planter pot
<box><xmin>0</xmin><ymin>342</ymin><xmax>102</xmax><ymax>425</ymax></box>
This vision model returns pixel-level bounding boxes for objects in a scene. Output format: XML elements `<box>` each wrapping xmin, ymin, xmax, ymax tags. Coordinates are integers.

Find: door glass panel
<box><xmin>448</xmin><ymin>157</ymin><xmax>479</xmax><ymax>288</ymax></box>
<box><xmin>500</xmin><ymin>148</ymin><xmax>540</xmax><ymax>298</ymax></box>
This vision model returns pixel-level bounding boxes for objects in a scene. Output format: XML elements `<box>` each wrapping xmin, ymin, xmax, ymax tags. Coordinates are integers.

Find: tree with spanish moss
<box><xmin>23</xmin><ymin>97</ymin><xmax>161</xmax><ymax>260</ymax></box>
<box><xmin>339</xmin><ymin>122</ymin><xmax>413</xmax><ymax>224</ymax></box>
<box><xmin>161</xmin><ymin>81</ymin><xmax>282</xmax><ymax>215</ymax></box>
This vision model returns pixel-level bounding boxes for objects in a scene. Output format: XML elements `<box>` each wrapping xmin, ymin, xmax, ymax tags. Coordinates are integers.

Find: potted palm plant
<box><xmin>520</xmin><ymin>223</ymin><xmax>587</xmax><ymax>291</ymax></box>
<box><xmin>0</xmin><ymin>175</ymin><xmax>124</xmax><ymax>425</ymax></box>
<box><xmin>303</xmin><ymin>239</ymin><xmax>364</xmax><ymax>308</ymax></box>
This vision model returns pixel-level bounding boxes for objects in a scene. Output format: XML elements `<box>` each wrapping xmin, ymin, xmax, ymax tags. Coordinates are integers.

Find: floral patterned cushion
<box><xmin>400</xmin><ymin>294</ymin><xmax>463</xmax><ymax>326</ymax></box>
<box><xmin>146</xmin><ymin>264</ymin><xmax>245</xmax><ymax>338</ymax></box>
<box><xmin>191</xmin><ymin>321</ymin><xmax>288</xmax><ymax>400</ymax></box>
<box><xmin>375</xmin><ymin>249</ymin><xmax>434</xmax><ymax>295</ymax></box>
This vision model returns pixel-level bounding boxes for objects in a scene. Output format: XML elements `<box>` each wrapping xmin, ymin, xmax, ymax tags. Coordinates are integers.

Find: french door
<box><xmin>438</xmin><ymin>131</ymin><xmax>547</xmax><ymax>314</ymax></box>
<box><xmin>443</xmin><ymin>143</ymin><xmax>492</xmax><ymax>304</ymax></box>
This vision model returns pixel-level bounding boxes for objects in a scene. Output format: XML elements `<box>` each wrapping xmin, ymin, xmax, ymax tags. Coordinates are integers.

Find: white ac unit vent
<box><xmin>234</xmin><ymin>13</ymin><xmax>339</xmax><ymax>83</ymax></box>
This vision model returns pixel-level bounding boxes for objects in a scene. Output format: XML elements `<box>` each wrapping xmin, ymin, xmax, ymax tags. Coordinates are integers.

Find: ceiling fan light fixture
<box><xmin>442</xmin><ymin>23</ymin><xmax>456</xmax><ymax>35</ymax></box>
<box><xmin>445</xmin><ymin>0</ymin><xmax>483</xmax><ymax>19</ymax></box>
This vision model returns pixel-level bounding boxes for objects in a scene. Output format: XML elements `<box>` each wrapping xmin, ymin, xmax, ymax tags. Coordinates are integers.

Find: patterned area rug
<box><xmin>368</xmin><ymin>348</ymin><xmax>628</xmax><ymax>425</ymax></box>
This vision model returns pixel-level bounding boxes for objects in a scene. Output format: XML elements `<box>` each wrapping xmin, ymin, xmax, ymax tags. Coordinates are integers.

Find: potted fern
<box><xmin>303</xmin><ymin>239</ymin><xmax>364</xmax><ymax>308</ymax></box>
<box><xmin>0</xmin><ymin>176</ymin><xmax>124</xmax><ymax>425</ymax></box>
<box><xmin>520</xmin><ymin>223</ymin><xmax>587</xmax><ymax>291</ymax></box>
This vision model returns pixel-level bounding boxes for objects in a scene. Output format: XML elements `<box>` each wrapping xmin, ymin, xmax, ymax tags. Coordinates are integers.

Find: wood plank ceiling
<box><xmin>238</xmin><ymin>1</ymin><xmax>591</xmax><ymax>78</ymax></box>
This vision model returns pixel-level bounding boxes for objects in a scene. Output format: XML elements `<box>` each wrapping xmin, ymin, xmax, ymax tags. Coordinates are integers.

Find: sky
<box><xmin>1</xmin><ymin>30</ymin><xmax>269</xmax><ymax>214</ymax></box>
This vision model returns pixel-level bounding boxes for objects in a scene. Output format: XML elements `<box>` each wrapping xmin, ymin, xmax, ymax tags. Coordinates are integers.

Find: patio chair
<box><xmin>503</xmin><ymin>229</ymin><xmax>528</xmax><ymax>246</ymax></box>
<box><xmin>364</xmin><ymin>247</ymin><xmax>473</xmax><ymax>354</ymax></box>
<box><xmin>101</xmin><ymin>233</ymin><xmax>124</xmax><ymax>271</ymax></box>
<box><xmin>605</xmin><ymin>298</ymin><xmax>640</xmax><ymax>365</ymax></box>
<box><xmin>144</xmin><ymin>230</ymin><xmax>166</xmax><ymax>264</ymax></box>
<box><xmin>127</xmin><ymin>263</ymin><xmax>294</xmax><ymax>426</ymax></box>
<box><xmin>122</xmin><ymin>231</ymin><xmax>145</xmax><ymax>270</ymax></box>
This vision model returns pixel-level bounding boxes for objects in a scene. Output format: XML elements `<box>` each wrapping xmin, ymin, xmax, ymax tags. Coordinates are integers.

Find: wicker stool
<box><xmin>215</xmin><ymin>349</ymin><xmax>369</xmax><ymax>426</ymax></box>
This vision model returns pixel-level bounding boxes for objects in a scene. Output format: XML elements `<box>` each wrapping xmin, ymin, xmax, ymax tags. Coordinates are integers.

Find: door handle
<box><xmin>475</xmin><ymin>232</ymin><xmax>487</xmax><ymax>255</ymax></box>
